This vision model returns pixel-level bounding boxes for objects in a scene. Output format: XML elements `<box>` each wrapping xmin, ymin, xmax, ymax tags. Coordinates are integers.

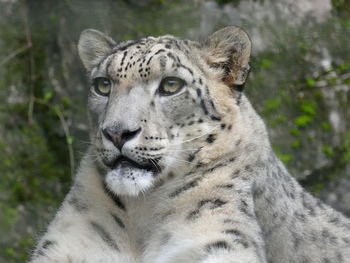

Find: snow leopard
<box><xmin>29</xmin><ymin>26</ymin><xmax>350</xmax><ymax>263</ymax></box>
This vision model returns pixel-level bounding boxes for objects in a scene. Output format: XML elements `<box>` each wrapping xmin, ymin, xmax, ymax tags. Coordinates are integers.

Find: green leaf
<box><xmin>260</xmin><ymin>58</ymin><xmax>273</xmax><ymax>69</ymax></box>
<box><xmin>263</xmin><ymin>98</ymin><xmax>281</xmax><ymax>114</ymax></box>
<box><xmin>323</xmin><ymin>146</ymin><xmax>334</xmax><ymax>158</ymax></box>
<box><xmin>342</xmin><ymin>151</ymin><xmax>350</xmax><ymax>163</ymax></box>
<box><xmin>339</xmin><ymin>62</ymin><xmax>350</xmax><ymax>72</ymax></box>
<box><xmin>276</xmin><ymin>152</ymin><xmax>293</xmax><ymax>165</ymax></box>
<box><xmin>321</xmin><ymin>122</ymin><xmax>332</xmax><ymax>132</ymax></box>
<box><xmin>43</xmin><ymin>91</ymin><xmax>54</xmax><ymax>102</ymax></box>
<box><xmin>67</xmin><ymin>136</ymin><xmax>73</xmax><ymax>145</ymax></box>
<box><xmin>5</xmin><ymin>248</ymin><xmax>15</xmax><ymax>257</ymax></box>
<box><xmin>281</xmin><ymin>154</ymin><xmax>293</xmax><ymax>164</ymax></box>
<box><xmin>290</xmin><ymin>128</ymin><xmax>301</xmax><ymax>137</ymax></box>
<box><xmin>300</xmin><ymin>102</ymin><xmax>317</xmax><ymax>116</ymax></box>
<box><xmin>312</xmin><ymin>183</ymin><xmax>325</xmax><ymax>194</ymax></box>
<box><xmin>61</xmin><ymin>97</ymin><xmax>71</xmax><ymax>107</ymax></box>
<box><xmin>291</xmin><ymin>140</ymin><xmax>301</xmax><ymax>149</ymax></box>
<box><xmin>295</xmin><ymin>115</ymin><xmax>313</xmax><ymax>128</ymax></box>
<box><xmin>306</xmin><ymin>78</ymin><xmax>316</xmax><ymax>88</ymax></box>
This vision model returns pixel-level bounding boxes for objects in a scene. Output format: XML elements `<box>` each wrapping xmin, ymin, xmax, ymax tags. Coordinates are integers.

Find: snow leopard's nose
<box><xmin>102</xmin><ymin>125</ymin><xmax>141</xmax><ymax>150</ymax></box>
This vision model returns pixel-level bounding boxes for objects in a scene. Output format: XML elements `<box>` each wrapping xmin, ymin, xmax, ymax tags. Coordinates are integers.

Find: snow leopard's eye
<box><xmin>158</xmin><ymin>77</ymin><xmax>185</xmax><ymax>96</ymax></box>
<box><xmin>93</xmin><ymin>77</ymin><xmax>111</xmax><ymax>96</ymax></box>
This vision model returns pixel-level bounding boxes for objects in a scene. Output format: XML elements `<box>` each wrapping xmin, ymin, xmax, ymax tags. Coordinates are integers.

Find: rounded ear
<box><xmin>77</xmin><ymin>29</ymin><xmax>116</xmax><ymax>71</ymax></box>
<box><xmin>203</xmin><ymin>26</ymin><xmax>251</xmax><ymax>91</ymax></box>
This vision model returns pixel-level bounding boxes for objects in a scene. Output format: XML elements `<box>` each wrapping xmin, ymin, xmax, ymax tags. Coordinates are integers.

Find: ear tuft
<box><xmin>203</xmin><ymin>26</ymin><xmax>251</xmax><ymax>90</ymax></box>
<box><xmin>77</xmin><ymin>29</ymin><xmax>116</xmax><ymax>71</ymax></box>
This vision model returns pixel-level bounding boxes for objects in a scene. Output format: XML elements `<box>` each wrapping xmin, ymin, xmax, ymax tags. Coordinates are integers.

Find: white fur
<box><xmin>105</xmin><ymin>168</ymin><xmax>156</xmax><ymax>197</ymax></box>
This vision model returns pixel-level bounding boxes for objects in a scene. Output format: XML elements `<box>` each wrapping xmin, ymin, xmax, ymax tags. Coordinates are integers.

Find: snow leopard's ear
<box><xmin>203</xmin><ymin>26</ymin><xmax>251</xmax><ymax>91</ymax></box>
<box><xmin>78</xmin><ymin>29</ymin><xmax>116</xmax><ymax>71</ymax></box>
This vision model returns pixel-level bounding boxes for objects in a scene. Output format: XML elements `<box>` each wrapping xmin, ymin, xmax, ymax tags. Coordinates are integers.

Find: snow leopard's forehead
<box><xmin>86</xmin><ymin>33</ymin><xmax>228</xmax><ymax>136</ymax></box>
<box><xmin>89</xmin><ymin>35</ymin><xmax>203</xmax><ymax>85</ymax></box>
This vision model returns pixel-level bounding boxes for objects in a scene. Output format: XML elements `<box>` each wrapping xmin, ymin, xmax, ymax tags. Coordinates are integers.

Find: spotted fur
<box><xmin>29</xmin><ymin>27</ymin><xmax>350</xmax><ymax>263</ymax></box>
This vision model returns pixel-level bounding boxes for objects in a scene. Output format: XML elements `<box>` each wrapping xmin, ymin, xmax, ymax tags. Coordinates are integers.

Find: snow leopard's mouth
<box><xmin>105</xmin><ymin>156</ymin><xmax>161</xmax><ymax>196</ymax></box>
<box><xmin>111</xmin><ymin>156</ymin><xmax>160</xmax><ymax>175</ymax></box>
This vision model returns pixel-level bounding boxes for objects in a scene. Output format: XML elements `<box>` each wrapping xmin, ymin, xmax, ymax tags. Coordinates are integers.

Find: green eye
<box><xmin>158</xmin><ymin>77</ymin><xmax>185</xmax><ymax>96</ymax></box>
<box><xmin>93</xmin><ymin>77</ymin><xmax>111</xmax><ymax>96</ymax></box>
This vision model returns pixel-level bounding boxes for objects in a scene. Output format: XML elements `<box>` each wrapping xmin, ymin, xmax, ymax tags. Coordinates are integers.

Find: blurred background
<box><xmin>0</xmin><ymin>0</ymin><xmax>349</xmax><ymax>261</ymax></box>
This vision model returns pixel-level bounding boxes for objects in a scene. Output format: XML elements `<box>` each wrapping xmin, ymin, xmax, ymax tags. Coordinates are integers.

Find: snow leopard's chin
<box><xmin>104</xmin><ymin>156</ymin><xmax>160</xmax><ymax>196</ymax></box>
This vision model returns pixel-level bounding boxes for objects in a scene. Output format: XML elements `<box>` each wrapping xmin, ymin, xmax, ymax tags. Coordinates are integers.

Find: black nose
<box><xmin>102</xmin><ymin>126</ymin><xmax>141</xmax><ymax>150</ymax></box>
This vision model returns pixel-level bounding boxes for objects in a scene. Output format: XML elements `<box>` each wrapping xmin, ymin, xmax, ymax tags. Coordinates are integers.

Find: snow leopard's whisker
<box><xmin>76</xmin><ymin>139</ymin><xmax>93</xmax><ymax>145</ymax></box>
<box><xmin>166</xmin><ymin>156</ymin><xmax>193</xmax><ymax>165</ymax></box>
<box><xmin>149</xmin><ymin>158</ymin><xmax>161</xmax><ymax>173</ymax></box>
<box><xmin>77</xmin><ymin>141</ymin><xmax>93</xmax><ymax>146</ymax></box>
<box><xmin>164</xmin><ymin>145</ymin><xmax>200</xmax><ymax>151</ymax></box>
<box><xmin>79</xmin><ymin>151</ymin><xmax>101</xmax><ymax>163</ymax></box>
<box><xmin>167</xmin><ymin>125</ymin><xmax>220</xmax><ymax>147</ymax></box>
<box><xmin>165</xmin><ymin>148</ymin><xmax>198</xmax><ymax>153</ymax></box>
<box><xmin>143</xmin><ymin>153</ymin><xmax>162</xmax><ymax>158</ymax></box>
<box><xmin>78</xmin><ymin>151</ymin><xmax>98</xmax><ymax>157</ymax></box>
<box><xmin>89</xmin><ymin>156</ymin><xmax>101</xmax><ymax>163</ymax></box>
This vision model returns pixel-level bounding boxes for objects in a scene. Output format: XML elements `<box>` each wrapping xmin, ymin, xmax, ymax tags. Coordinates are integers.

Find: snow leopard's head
<box><xmin>78</xmin><ymin>26</ymin><xmax>252</xmax><ymax>196</ymax></box>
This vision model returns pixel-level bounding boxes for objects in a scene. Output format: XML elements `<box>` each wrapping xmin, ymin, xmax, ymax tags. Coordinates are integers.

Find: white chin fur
<box><xmin>105</xmin><ymin>167</ymin><xmax>156</xmax><ymax>196</ymax></box>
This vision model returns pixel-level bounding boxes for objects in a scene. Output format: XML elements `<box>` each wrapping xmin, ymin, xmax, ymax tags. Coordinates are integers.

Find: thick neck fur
<box><xmin>253</xmin><ymin>153</ymin><xmax>350</xmax><ymax>262</ymax></box>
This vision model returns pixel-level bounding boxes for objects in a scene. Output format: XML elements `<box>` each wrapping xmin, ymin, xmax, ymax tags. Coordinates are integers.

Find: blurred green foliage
<box><xmin>247</xmin><ymin>14</ymin><xmax>350</xmax><ymax>194</ymax></box>
<box><xmin>0</xmin><ymin>0</ymin><xmax>349</xmax><ymax>261</ymax></box>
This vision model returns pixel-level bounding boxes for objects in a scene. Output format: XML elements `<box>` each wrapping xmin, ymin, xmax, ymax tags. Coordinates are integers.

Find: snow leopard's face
<box><xmin>78</xmin><ymin>27</ymin><xmax>251</xmax><ymax>196</ymax></box>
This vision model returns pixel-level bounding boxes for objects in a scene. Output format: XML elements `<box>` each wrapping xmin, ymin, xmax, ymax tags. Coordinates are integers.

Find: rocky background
<box><xmin>0</xmin><ymin>0</ymin><xmax>349</xmax><ymax>261</ymax></box>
